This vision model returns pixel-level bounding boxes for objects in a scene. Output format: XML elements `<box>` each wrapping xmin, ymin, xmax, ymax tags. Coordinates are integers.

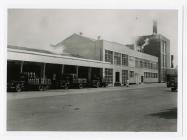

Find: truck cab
<box><xmin>166</xmin><ymin>68</ymin><xmax>178</xmax><ymax>92</ymax></box>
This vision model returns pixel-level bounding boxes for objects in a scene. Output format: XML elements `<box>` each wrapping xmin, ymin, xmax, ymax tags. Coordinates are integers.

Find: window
<box><xmin>114</xmin><ymin>52</ymin><xmax>121</xmax><ymax>65</ymax></box>
<box><xmin>122</xmin><ymin>54</ymin><xmax>128</xmax><ymax>66</ymax></box>
<box><xmin>147</xmin><ymin>62</ymin><xmax>150</xmax><ymax>69</ymax></box>
<box><xmin>144</xmin><ymin>72</ymin><xmax>147</xmax><ymax>78</ymax></box>
<box><xmin>150</xmin><ymin>63</ymin><xmax>153</xmax><ymax>69</ymax></box>
<box><xmin>144</xmin><ymin>72</ymin><xmax>158</xmax><ymax>78</ymax></box>
<box><xmin>130</xmin><ymin>71</ymin><xmax>134</xmax><ymax>78</ymax></box>
<box><xmin>135</xmin><ymin>58</ymin><xmax>139</xmax><ymax>68</ymax></box>
<box><xmin>105</xmin><ymin>68</ymin><xmax>113</xmax><ymax>84</ymax></box>
<box><xmin>152</xmin><ymin>63</ymin><xmax>155</xmax><ymax>69</ymax></box>
<box><xmin>144</xmin><ymin>61</ymin><xmax>147</xmax><ymax>68</ymax></box>
<box><xmin>105</xmin><ymin>50</ymin><xmax>113</xmax><ymax>64</ymax></box>
<box><xmin>156</xmin><ymin>63</ymin><xmax>158</xmax><ymax>69</ymax></box>
<box><xmin>122</xmin><ymin>70</ymin><xmax>128</xmax><ymax>84</ymax></box>
<box><xmin>140</xmin><ymin>60</ymin><xmax>143</xmax><ymax>68</ymax></box>
<box><xmin>162</xmin><ymin>41</ymin><xmax>167</xmax><ymax>55</ymax></box>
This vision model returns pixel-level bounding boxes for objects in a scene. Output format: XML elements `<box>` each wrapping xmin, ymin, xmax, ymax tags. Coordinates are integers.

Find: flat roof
<box><xmin>103</xmin><ymin>40</ymin><xmax>158</xmax><ymax>62</ymax></box>
<box><xmin>7</xmin><ymin>46</ymin><xmax>112</xmax><ymax>68</ymax></box>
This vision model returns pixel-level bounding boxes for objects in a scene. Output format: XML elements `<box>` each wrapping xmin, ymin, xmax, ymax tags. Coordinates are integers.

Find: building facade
<box><xmin>52</xmin><ymin>33</ymin><xmax>159</xmax><ymax>85</ymax></box>
<box><xmin>134</xmin><ymin>22</ymin><xmax>170</xmax><ymax>82</ymax></box>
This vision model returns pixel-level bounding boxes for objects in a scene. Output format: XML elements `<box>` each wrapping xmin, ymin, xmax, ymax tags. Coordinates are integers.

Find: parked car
<box><xmin>91</xmin><ymin>77</ymin><xmax>108</xmax><ymax>88</ymax></box>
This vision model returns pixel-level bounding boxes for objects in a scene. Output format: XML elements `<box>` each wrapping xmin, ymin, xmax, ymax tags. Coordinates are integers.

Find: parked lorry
<box><xmin>91</xmin><ymin>76</ymin><xmax>108</xmax><ymax>88</ymax></box>
<box><xmin>55</xmin><ymin>73</ymin><xmax>87</xmax><ymax>89</ymax></box>
<box><xmin>166</xmin><ymin>68</ymin><xmax>178</xmax><ymax>91</ymax></box>
<box><xmin>7</xmin><ymin>72</ymin><xmax>51</xmax><ymax>92</ymax></box>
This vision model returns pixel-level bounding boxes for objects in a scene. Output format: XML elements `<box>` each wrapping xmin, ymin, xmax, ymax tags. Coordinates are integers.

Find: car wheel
<box><xmin>15</xmin><ymin>84</ymin><xmax>22</xmax><ymax>92</ymax></box>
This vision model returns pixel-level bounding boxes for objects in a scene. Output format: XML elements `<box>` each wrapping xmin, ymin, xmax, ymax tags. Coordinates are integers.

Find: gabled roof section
<box><xmin>74</xmin><ymin>33</ymin><xmax>96</xmax><ymax>42</ymax></box>
<box><xmin>52</xmin><ymin>33</ymin><xmax>96</xmax><ymax>48</ymax></box>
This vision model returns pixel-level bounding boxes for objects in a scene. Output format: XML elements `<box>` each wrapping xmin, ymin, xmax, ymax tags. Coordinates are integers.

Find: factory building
<box><xmin>7</xmin><ymin>32</ymin><xmax>159</xmax><ymax>88</ymax></box>
<box><xmin>135</xmin><ymin>20</ymin><xmax>170</xmax><ymax>82</ymax></box>
<box><xmin>51</xmin><ymin>33</ymin><xmax>159</xmax><ymax>85</ymax></box>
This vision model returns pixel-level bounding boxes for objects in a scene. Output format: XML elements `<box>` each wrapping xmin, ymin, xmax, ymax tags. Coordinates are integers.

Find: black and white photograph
<box><xmin>6</xmin><ymin>9</ymin><xmax>179</xmax><ymax>132</ymax></box>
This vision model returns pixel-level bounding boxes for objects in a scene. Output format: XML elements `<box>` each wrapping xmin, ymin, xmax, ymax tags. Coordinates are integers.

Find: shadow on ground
<box><xmin>148</xmin><ymin>107</ymin><xmax>177</xmax><ymax>119</ymax></box>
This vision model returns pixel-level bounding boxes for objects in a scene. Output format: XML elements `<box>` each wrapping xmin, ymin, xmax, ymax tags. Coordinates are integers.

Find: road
<box><xmin>7</xmin><ymin>83</ymin><xmax>177</xmax><ymax>131</ymax></box>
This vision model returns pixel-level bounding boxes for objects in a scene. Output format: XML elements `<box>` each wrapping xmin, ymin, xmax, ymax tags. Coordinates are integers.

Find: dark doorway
<box><xmin>7</xmin><ymin>61</ymin><xmax>21</xmax><ymax>82</ymax></box>
<box><xmin>141</xmin><ymin>76</ymin><xmax>144</xmax><ymax>83</ymax></box>
<box><xmin>45</xmin><ymin>64</ymin><xmax>62</xmax><ymax>79</ymax></box>
<box><xmin>115</xmin><ymin>72</ymin><xmax>120</xmax><ymax>82</ymax></box>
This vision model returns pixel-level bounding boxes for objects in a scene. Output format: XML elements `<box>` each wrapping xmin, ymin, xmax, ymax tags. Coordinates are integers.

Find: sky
<box><xmin>8</xmin><ymin>9</ymin><xmax>178</xmax><ymax>66</ymax></box>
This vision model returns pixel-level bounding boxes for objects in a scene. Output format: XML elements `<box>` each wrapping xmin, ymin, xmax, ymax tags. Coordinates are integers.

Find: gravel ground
<box><xmin>7</xmin><ymin>84</ymin><xmax>177</xmax><ymax>131</ymax></box>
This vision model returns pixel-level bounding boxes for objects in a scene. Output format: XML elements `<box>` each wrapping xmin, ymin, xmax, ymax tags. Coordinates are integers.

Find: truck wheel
<box><xmin>15</xmin><ymin>84</ymin><xmax>22</xmax><ymax>92</ymax></box>
<box><xmin>64</xmin><ymin>83</ymin><xmax>69</xmax><ymax>89</ymax></box>
<box><xmin>78</xmin><ymin>84</ymin><xmax>83</xmax><ymax>89</ymax></box>
<box><xmin>38</xmin><ymin>85</ymin><xmax>43</xmax><ymax>91</ymax></box>
<box><xmin>43</xmin><ymin>85</ymin><xmax>49</xmax><ymax>91</ymax></box>
<box><xmin>96</xmin><ymin>82</ymin><xmax>100</xmax><ymax>88</ymax></box>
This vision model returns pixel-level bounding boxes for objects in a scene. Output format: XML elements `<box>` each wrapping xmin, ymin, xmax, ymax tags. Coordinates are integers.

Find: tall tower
<box><xmin>153</xmin><ymin>20</ymin><xmax>157</xmax><ymax>35</ymax></box>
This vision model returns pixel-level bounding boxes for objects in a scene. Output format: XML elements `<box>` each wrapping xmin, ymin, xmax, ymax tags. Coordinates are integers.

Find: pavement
<box><xmin>7</xmin><ymin>83</ymin><xmax>166</xmax><ymax>100</ymax></box>
<box><xmin>7</xmin><ymin>83</ymin><xmax>177</xmax><ymax>131</ymax></box>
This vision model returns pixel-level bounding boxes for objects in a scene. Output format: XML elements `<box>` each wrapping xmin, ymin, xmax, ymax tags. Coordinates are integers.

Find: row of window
<box><xmin>105</xmin><ymin>50</ymin><xmax>113</xmax><ymax>64</ymax></box>
<box><xmin>144</xmin><ymin>72</ymin><xmax>158</xmax><ymax>78</ymax></box>
<box><xmin>105</xmin><ymin>68</ymin><xmax>158</xmax><ymax>84</ymax></box>
<box><xmin>105</xmin><ymin>68</ymin><xmax>113</xmax><ymax>84</ymax></box>
<box><xmin>135</xmin><ymin>58</ymin><xmax>158</xmax><ymax>70</ymax></box>
<box><xmin>114</xmin><ymin>52</ymin><xmax>121</xmax><ymax>65</ymax></box>
<box><xmin>105</xmin><ymin>50</ymin><xmax>157</xmax><ymax>70</ymax></box>
<box><xmin>105</xmin><ymin>50</ymin><xmax>128</xmax><ymax>66</ymax></box>
<box><xmin>122</xmin><ymin>70</ymin><xmax>128</xmax><ymax>84</ymax></box>
<box><xmin>122</xmin><ymin>54</ymin><xmax>128</xmax><ymax>66</ymax></box>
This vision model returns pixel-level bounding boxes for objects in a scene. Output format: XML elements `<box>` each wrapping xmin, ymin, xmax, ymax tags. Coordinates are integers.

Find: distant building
<box><xmin>134</xmin><ymin>21</ymin><xmax>170</xmax><ymax>82</ymax></box>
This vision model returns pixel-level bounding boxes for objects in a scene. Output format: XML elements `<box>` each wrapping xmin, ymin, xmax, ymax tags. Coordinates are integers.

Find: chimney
<box><xmin>97</xmin><ymin>36</ymin><xmax>101</xmax><ymax>40</ymax></box>
<box><xmin>153</xmin><ymin>20</ymin><xmax>157</xmax><ymax>35</ymax></box>
<box><xmin>79</xmin><ymin>32</ymin><xmax>83</xmax><ymax>35</ymax></box>
<box><xmin>171</xmin><ymin>55</ymin><xmax>174</xmax><ymax>68</ymax></box>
